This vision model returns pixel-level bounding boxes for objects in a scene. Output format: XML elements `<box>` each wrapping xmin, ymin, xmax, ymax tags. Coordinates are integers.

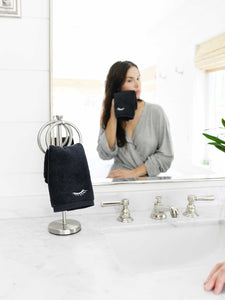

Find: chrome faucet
<box><xmin>101</xmin><ymin>199</ymin><xmax>134</xmax><ymax>223</ymax></box>
<box><xmin>183</xmin><ymin>194</ymin><xmax>215</xmax><ymax>217</ymax></box>
<box><xmin>151</xmin><ymin>196</ymin><xmax>179</xmax><ymax>220</ymax></box>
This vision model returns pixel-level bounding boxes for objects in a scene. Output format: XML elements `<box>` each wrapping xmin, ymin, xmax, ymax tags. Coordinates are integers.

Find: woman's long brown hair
<box><xmin>100</xmin><ymin>61</ymin><xmax>138</xmax><ymax>147</ymax></box>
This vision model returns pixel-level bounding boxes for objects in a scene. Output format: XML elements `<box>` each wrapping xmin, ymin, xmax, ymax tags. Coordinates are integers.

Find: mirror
<box><xmin>51</xmin><ymin>0</ymin><xmax>225</xmax><ymax>184</ymax></box>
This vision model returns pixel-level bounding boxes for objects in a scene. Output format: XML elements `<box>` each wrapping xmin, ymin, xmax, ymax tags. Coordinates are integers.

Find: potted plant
<box><xmin>203</xmin><ymin>119</ymin><xmax>225</xmax><ymax>153</ymax></box>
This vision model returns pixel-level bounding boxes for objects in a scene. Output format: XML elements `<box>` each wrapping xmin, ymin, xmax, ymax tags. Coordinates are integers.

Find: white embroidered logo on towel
<box><xmin>72</xmin><ymin>189</ymin><xmax>88</xmax><ymax>197</ymax></box>
<box><xmin>117</xmin><ymin>107</ymin><xmax>125</xmax><ymax>111</ymax></box>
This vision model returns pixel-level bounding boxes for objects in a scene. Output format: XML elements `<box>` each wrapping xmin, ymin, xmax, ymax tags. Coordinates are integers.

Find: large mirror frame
<box><xmin>49</xmin><ymin>0</ymin><xmax>225</xmax><ymax>186</ymax></box>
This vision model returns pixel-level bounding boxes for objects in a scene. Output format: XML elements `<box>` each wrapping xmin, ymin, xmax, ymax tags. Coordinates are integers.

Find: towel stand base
<box><xmin>48</xmin><ymin>219</ymin><xmax>81</xmax><ymax>236</ymax></box>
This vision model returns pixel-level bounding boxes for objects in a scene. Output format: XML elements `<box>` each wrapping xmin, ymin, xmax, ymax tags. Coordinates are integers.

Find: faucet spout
<box><xmin>151</xmin><ymin>196</ymin><xmax>179</xmax><ymax>219</ymax></box>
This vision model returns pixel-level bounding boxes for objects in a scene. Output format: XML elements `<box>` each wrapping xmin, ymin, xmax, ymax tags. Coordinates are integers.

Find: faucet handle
<box><xmin>117</xmin><ymin>199</ymin><xmax>133</xmax><ymax>223</ymax></box>
<box><xmin>101</xmin><ymin>201</ymin><xmax>122</xmax><ymax>207</ymax></box>
<box><xmin>187</xmin><ymin>195</ymin><xmax>215</xmax><ymax>203</ymax></box>
<box><xmin>101</xmin><ymin>199</ymin><xmax>133</xmax><ymax>223</ymax></box>
<box><xmin>183</xmin><ymin>194</ymin><xmax>215</xmax><ymax>217</ymax></box>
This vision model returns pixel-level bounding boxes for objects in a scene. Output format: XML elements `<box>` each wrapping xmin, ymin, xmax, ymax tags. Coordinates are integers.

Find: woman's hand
<box><xmin>107</xmin><ymin>164</ymin><xmax>147</xmax><ymax>178</ymax></box>
<box><xmin>107</xmin><ymin>169</ymin><xmax>136</xmax><ymax>178</ymax></box>
<box><xmin>204</xmin><ymin>262</ymin><xmax>225</xmax><ymax>294</ymax></box>
<box><xmin>110</xmin><ymin>99</ymin><xmax>115</xmax><ymax>118</ymax></box>
<box><xmin>105</xmin><ymin>99</ymin><xmax>117</xmax><ymax>149</ymax></box>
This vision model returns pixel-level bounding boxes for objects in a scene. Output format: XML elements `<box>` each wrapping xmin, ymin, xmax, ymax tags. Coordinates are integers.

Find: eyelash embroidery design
<box><xmin>72</xmin><ymin>189</ymin><xmax>88</xmax><ymax>197</ymax></box>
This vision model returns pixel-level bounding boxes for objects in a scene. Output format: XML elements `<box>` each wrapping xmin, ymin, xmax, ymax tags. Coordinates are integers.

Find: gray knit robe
<box><xmin>97</xmin><ymin>102</ymin><xmax>174</xmax><ymax>177</ymax></box>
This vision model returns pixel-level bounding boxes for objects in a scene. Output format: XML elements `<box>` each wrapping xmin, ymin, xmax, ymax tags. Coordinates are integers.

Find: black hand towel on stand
<box><xmin>44</xmin><ymin>143</ymin><xmax>94</xmax><ymax>212</ymax></box>
<box><xmin>114</xmin><ymin>90</ymin><xmax>137</xmax><ymax>121</ymax></box>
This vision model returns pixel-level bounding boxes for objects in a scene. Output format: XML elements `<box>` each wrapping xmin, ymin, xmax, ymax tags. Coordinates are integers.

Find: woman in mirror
<box><xmin>97</xmin><ymin>61</ymin><xmax>174</xmax><ymax>178</ymax></box>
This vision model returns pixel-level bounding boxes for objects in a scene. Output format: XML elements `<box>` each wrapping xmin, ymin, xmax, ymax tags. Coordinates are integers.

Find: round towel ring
<box><xmin>37</xmin><ymin>119</ymin><xmax>82</xmax><ymax>153</ymax></box>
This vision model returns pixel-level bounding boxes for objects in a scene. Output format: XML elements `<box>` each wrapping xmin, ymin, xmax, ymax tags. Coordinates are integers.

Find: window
<box><xmin>203</xmin><ymin>70</ymin><xmax>225</xmax><ymax>174</ymax></box>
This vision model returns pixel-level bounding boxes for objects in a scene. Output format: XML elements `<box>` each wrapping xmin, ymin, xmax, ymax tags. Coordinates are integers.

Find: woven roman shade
<box><xmin>195</xmin><ymin>32</ymin><xmax>225</xmax><ymax>72</ymax></box>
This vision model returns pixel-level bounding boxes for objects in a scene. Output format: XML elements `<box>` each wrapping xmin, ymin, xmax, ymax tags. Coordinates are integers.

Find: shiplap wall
<box><xmin>0</xmin><ymin>0</ymin><xmax>50</xmax><ymax>217</ymax></box>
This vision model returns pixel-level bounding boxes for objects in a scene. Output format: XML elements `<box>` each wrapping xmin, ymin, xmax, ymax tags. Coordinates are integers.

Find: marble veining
<box><xmin>1</xmin><ymin>211</ymin><xmax>225</xmax><ymax>300</ymax></box>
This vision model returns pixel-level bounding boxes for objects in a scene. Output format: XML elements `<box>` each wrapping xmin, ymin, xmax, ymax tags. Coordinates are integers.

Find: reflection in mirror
<box><xmin>96</xmin><ymin>61</ymin><xmax>174</xmax><ymax>179</ymax></box>
<box><xmin>51</xmin><ymin>0</ymin><xmax>225</xmax><ymax>183</ymax></box>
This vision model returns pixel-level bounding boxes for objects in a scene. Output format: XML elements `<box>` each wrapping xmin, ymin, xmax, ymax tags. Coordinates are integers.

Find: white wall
<box><xmin>0</xmin><ymin>0</ymin><xmax>50</xmax><ymax>216</ymax></box>
<box><xmin>0</xmin><ymin>0</ymin><xmax>225</xmax><ymax>219</ymax></box>
<box><xmin>144</xmin><ymin>0</ymin><xmax>225</xmax><ymax>174</ymax></box>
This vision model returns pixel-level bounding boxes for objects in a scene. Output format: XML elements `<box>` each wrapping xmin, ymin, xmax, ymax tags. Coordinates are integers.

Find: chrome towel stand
<box><xmin>37</xmin><ymin>115</ymin><xmax>82</xmax><ymax>236</ymax></box>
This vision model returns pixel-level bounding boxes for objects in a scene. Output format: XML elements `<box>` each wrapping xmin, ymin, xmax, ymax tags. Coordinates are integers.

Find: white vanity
<box><xmin>1</xmin><ymin>178</ymin><xmax>225</xmax><ymax>299</ymax></box>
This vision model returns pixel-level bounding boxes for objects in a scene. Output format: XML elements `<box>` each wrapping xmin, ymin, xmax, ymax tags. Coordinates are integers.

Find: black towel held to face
<box><xmin>114</xmin><ymin>90</ymin><xmax>137</xmax><ymax>121</ymax></box>
<box><xmin>44</xmin><ymin>143</ymin><xmax>94</xmax><ymax>212</ymax></box>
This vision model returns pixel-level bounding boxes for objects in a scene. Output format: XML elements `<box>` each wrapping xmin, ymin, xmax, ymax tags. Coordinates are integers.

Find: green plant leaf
<box><xmin>215</xmin><ymin>145</ymin><xmax>225</xmax><ymax>153</ymax></box>
<box><xmin>207</xmin><ymin>142</ymin><xmax>225</xmax><ymax>153</ymax></box>
<box><xmin>222</xmin><ymin>118</ymin><xmax>225</xmax><ymax>128</ymax></box>
<box><xmin>208</xmin><ymin>142</ymin><xmax>225</xmax><ymax>150</ymax></box>
<box><xmin>203</xmin><ymin>133</ymin><xmax>225</xmax><ymax>145</ymax></box>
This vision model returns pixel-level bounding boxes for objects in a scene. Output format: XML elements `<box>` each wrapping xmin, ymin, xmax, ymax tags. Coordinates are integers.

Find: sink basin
<box><xmin>103</xmin><ymin>219</ymin><xmax>225</xmax><ymax>273</ymax></box>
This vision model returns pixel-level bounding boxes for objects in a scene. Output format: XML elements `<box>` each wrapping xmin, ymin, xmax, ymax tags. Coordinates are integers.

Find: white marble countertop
<box><xmin>1</xmin><ymin>212</ymin><xmax>225</xmax><ymax>300</ymax></box>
